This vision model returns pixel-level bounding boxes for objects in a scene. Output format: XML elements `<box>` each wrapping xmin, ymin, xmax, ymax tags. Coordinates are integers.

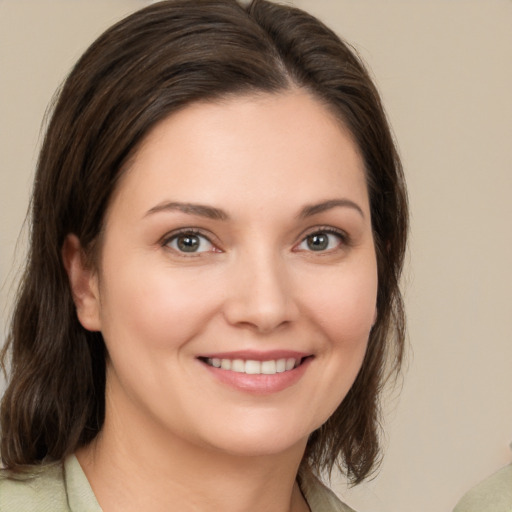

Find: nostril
<box><xmin>223</xmin><ymin>291</ymin><xmax>299</xmax><ymax>333</ymax></box>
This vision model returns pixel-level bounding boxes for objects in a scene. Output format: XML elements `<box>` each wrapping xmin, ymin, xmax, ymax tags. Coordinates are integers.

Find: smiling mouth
<box><xmin>199</xmin><ymin>357</ymin><xmax>309</xmax><ymax>375</ymax></box>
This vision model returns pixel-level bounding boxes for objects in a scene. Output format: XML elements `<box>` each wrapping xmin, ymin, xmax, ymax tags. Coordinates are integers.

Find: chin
<box><xmin>190</xmin><ymin>413</ymin><xmax>318</xmax><ymax>459</ymax></box>
<box><xmin>207</xmin><ymin>432</ymin><xmax>308</xmax><ymax>459</ymax></box>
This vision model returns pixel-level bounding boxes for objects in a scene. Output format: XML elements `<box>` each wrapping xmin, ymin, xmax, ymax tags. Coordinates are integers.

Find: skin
<box><xmin>64</xmin><ymin>89</ymin><xmax>378</xmax><ymax>512</ymax></box>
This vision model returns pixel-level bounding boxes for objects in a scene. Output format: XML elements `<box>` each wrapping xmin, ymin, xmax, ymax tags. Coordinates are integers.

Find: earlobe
<box><xmin>62</xmin><ymin>234</ymin><xmax>102</xmax><ymax>332</ymax></box>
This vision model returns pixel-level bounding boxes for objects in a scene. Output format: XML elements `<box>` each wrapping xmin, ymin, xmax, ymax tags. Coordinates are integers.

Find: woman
<box><xmin>0</xmin><ymin>1</ymin><xmax>408</xmax><ymax>510</ymax></box>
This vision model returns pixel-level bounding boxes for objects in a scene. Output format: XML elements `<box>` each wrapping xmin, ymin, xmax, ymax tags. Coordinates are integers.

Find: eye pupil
<box><xmin>177</xmin><ymin>234</ymin><xmax>200</xmax><ymax>252</ymax></box>
<box><xmin>307</xmin><ymin>233</ymin><xmax>329</xmax><ymax>251</ymax></box>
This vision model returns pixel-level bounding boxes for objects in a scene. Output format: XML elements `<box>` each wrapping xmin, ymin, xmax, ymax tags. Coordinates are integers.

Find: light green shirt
<box><xmin>453</xmin><ymin>463</ymin><xmax>512</xmax><ymax>512</ymax></box>
<box><xmin>0</xmin><ymin>455</ymin><xmax>355</xmax><ymax>512</ymax></box>
<box><xmin>0</xmin><ymin>456</ymin><xmax>100</xmax><ymax>512</ymax></box>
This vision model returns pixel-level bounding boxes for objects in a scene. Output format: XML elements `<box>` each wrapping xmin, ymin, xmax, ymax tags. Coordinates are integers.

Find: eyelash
<box><xmin>294</xmin><ymin>226</ymin><xmax>349</xmax><ymax>253</ymax></box>
<box><xmin>161</xmin><ymin>226</ymin><xmax>349</xmax><ymax>256</ymax></box>
<box><xmin>162</xmin><ymin>229</ymin><xmax>219</xmax><ymax>255</ymax></box>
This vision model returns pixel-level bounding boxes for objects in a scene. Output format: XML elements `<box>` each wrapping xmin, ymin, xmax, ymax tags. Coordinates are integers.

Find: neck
<box><xmin>76</xmin><ymin>389</ymin><xmax>310</xmax><ymax>512</ymax></box>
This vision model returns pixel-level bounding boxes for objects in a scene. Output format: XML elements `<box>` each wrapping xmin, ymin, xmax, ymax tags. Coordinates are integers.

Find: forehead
<box><xmin>106</xmin><ymin>90</ymin><xmax>369</xmax><ymax>222</ymax></box>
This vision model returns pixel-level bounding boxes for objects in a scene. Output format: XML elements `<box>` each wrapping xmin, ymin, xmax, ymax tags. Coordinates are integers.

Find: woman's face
<box><xmin>79</xmin><ymin>90</ymin><xmax>377</xmax><ymax>457</ymax></box>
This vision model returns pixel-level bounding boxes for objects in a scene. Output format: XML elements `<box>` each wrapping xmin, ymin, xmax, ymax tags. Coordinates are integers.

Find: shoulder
<box><xmin>453</xmin><ymin>463</ymin><xmax>512</xmax><ymax>512</ymax></box>
<box><xmin>298</xmin><ymin>467</ymin><xmax>357</xmax><ymax>512</ymax></box>
<box><xmin>0</xmin><ymin>461</ymin><xmax>70</xmax><ymax>512</ymax></box>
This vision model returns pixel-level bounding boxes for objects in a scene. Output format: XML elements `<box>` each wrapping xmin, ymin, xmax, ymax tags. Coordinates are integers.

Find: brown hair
<box><xmin>1</xmin><ymin>0</ymin><xmax>407</xmax><ymax>484</ymax></box>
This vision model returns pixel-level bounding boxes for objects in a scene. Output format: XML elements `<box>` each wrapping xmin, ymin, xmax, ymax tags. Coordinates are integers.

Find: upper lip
<box><xmin>197</xmin><ymin>350</ymin><xmax>311</xmax><ymax>361</ymax></box>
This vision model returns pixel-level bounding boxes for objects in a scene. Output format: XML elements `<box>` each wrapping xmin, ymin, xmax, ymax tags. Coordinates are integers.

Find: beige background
<box><xmin>1</xmin><ymin>1</ymin><xmax>511</xmax><ymax>510</ymax></box>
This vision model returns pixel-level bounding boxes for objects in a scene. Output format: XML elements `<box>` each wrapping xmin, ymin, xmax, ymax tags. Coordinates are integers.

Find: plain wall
<box><xmin>1</xmin><ymin>1</ymin><xmax>511</xmax><ymax>511</ymax></box>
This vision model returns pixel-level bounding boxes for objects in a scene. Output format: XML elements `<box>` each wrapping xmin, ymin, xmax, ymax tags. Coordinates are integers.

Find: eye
<box><xmin>296</xmin><ymin>229</ymin><xmax>345</xmax><ymax>252</ymax></box>
<box><xmin>165</xmin><ymin>231</ymin><xmax>217</xmax><ymax>254</ymax></box>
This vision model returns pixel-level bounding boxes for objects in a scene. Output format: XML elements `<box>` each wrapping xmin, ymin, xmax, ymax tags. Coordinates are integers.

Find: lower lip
<box><xmin>200</xmin><ymin>357</ymin><xmax>312</xmax><ymax>395</ymax></box>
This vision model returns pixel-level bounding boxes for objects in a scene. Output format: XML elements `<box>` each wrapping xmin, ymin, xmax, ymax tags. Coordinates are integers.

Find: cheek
<box><xmin>308</xmin><ymin>267</ymin><xmax>377</xmax><ymax>415</ymax></box>
<box><xmin>98</xmin><ymin>260</ymin><xmax>222</xmax><ymax>352</ymax></box>
<box><xmin>304</xmin><ymin>264</ymin><xmax>378</xmax><ymax>344</ymax></box>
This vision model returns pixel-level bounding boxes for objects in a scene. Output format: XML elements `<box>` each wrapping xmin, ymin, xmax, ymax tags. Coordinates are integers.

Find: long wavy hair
<box><xmin>1</xmin><ymin>0</ymin><xmax>408</xmax><ymax>484</ymax></box>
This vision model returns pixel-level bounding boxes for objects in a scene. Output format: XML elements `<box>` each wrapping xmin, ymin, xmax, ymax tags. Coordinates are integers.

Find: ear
<box><xmin>62</xmin><ymin>234</ymin><xmax>102</xmax><ymax>332</ymax></box>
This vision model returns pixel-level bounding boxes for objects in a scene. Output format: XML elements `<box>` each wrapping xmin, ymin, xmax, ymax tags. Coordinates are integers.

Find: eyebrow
<box><xmin>145</xmin><ymin>201</ymin><xmax>229</xmax><ymax>220</ymax></box>
<box><xmin>145</xmin><ymin>198</ymin><xmax>364</xmax><ymax>221</ymax></box>
<box><xmin>299</xmin><ymin>199</ymin><xmax>365</xmax><ymax>219</ymax></box>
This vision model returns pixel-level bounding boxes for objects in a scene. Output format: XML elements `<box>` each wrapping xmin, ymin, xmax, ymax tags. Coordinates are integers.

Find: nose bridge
<box><xmin>224</xmin><ymin>244</ymin><xmax>298</xmax><ymax>333</ymax></box>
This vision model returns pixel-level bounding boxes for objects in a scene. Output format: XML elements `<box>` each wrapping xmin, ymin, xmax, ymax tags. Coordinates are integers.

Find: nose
<box><xmin>223</xmin><ymin>251</ymin><xmax>299</xmax><ymax>334</ymax></box>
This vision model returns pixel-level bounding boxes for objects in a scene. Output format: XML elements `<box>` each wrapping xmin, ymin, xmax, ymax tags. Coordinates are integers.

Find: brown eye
<box><xmin>166</xmin><ymin>232</ymin><xmax>215</xmax><ymax>253</ymax></box>
<box><xmin>297</xmin><ymin>230</ymin><xmax>344</xmax><ymax>252</ymax></box>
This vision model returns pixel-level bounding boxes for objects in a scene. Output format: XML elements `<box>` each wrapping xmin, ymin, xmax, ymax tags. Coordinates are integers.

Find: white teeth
<box><xmin>286</xmin><ymin>358</ymin><xmax>296</xmax><ymax>371</ymax></box>
<box><xmin>261</xmin><ymin>360</ymin><xmax>276</xmax><ymax>374</ymax></box>
<box><xmin>231</xmin><ymin>359</ymin><xmax>245</xmax><ymax>373</ymax></box>
<box><xmin>220</xmin><ymin>359</ymin><xmax>232</xmax><ymax>370</ymax></box>
<box><xmin>206</xmin><ymin>357</ymin><xmax>303</xmax><ymax>375</ymax></box>
<box><xmin>245</xmin><ymin>360</ymin><xmax>261</xmax><ymax>374</ymax></box>
<box><xmin>276</xmin><ymin>359</ymin><xmax>286</xmax><ymax>373</ymax></box>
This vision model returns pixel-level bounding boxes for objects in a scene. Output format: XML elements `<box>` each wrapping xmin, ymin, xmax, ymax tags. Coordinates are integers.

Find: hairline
<box><xmin>86</xmin><ymin>85</ymin><xmax>370</xmax><ymax>269</ymax></box>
